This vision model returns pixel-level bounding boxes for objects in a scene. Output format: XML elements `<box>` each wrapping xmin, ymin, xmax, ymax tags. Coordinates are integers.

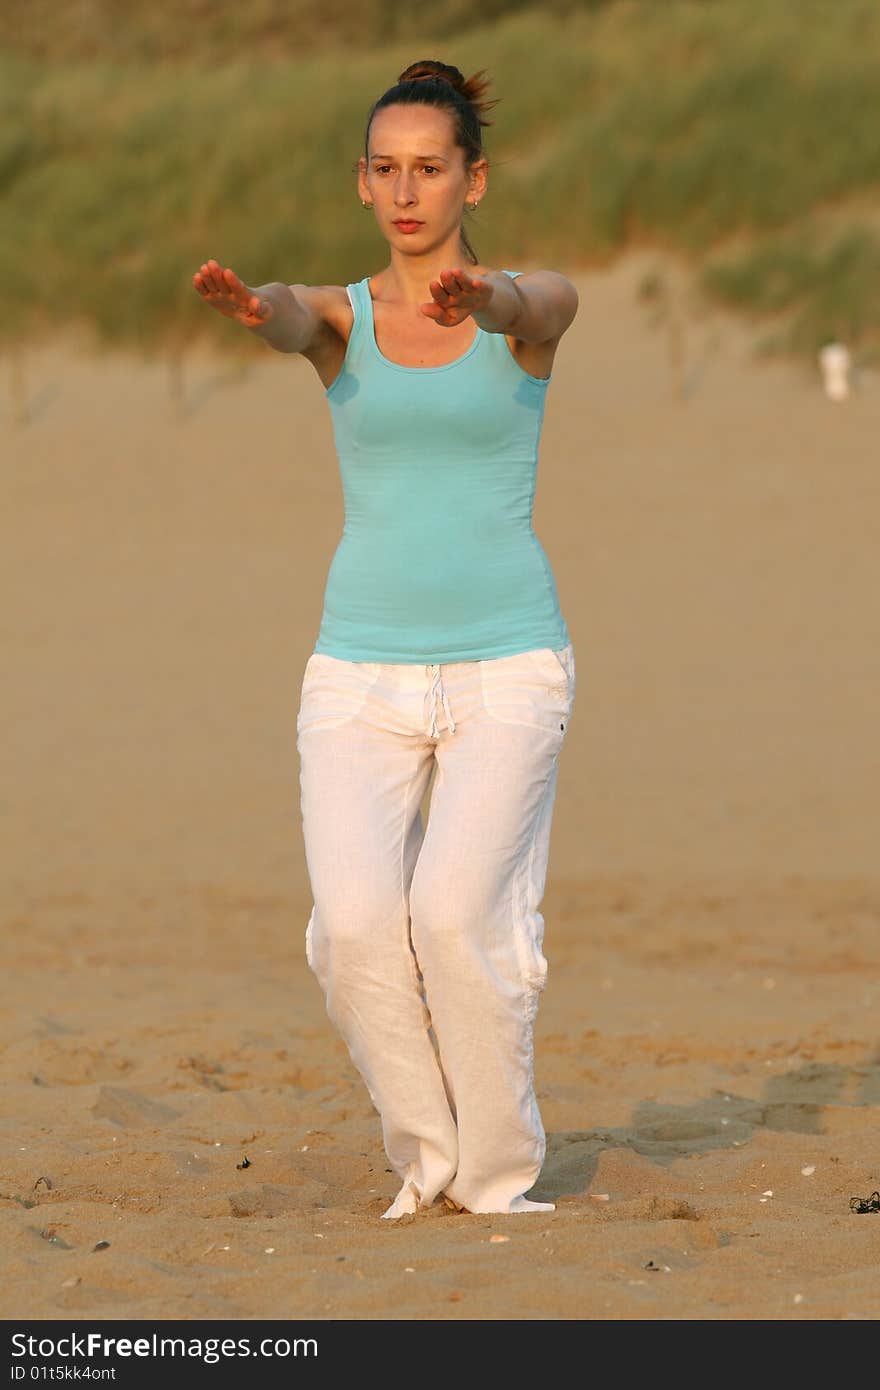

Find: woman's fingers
<box><xmin>214</xmin><ymin>263</ymin><xmax>233</xmax><ymax>296</ymax></box>
<box><xmin>432</xmin><ymin>271</ymin><xmax>468</xmax><ymax>301</ymax></box>
<box><xmin>435</xmin><ymin>268</ymin><xmax>484</xmax><ymax>300</ymax></box>
<box><xmin>225</xmin><ymin>270</ymin><xmax>265</xmax><ymax>316</ymax></box>
<box><xmin>440</xmin><ymin>268</ymin><xmax>464</xmax><ymax>296</ymax></box>
<box><xmin>223</xmin><ymin>267</ymin><xmax>255</xmax><ymax>311</ymax></box>
<box><xmin>194</xmin><ymin>259</ymin><xmax>267</xmax><ymax>320</ymax></box>
<box><xmin>423</xmin><ymin>266</ymin><xmax>489</xmax><ymax>324</ymax></box>
<box><xmin>223</xmin><ymin>266</ymin><xmax>245</xmax><ymax>297</ymax></box>
<box><xmin>206</xmin><ymin>259</ymin><xmax>235</xmax><ymax>297</ymax></box>
<box><xmin>196</xmin><ymin>261</ymin><xmax>249</xmax><ymax>304</ymax></box>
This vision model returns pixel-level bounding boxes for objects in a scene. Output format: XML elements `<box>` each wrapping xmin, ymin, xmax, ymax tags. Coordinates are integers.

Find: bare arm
<box><xmin>421</xmin><ymin>267</ymin><xmax>579</xmax><ymax>343</ymax></box>
<box><xmin>192</xmin><ymin>260</ymin><xmax>320</xmax><ymax>353</ymax></box>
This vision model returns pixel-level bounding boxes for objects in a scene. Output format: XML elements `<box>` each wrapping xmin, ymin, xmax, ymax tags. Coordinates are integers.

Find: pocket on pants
<box><xmin>480</xmin><ymin>643</ymin><xmax>575</xmax><ymax>737</ymax></box>
<box><xmin>529</xmin><ymin>644</ymin><xmax>576</xmax><ymax>700</ymax></box>
<box><xmin>296</xmin><ymin>653</ymin><xmax>381</xmax><ymax>735</ymax></box>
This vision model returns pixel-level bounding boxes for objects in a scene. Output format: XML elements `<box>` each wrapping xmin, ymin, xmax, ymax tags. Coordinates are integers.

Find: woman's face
<box><xmin>358</xmin><ymin>104</ymin><xmax>487</xmax><ymax>252</ymax></box>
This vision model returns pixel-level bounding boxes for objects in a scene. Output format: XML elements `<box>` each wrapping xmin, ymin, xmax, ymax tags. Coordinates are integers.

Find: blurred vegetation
<box><xmin>702</xmin><ymin>222</ymin><xmax>880</xmax><ymax>363</ymax></box>
<box><xmin>2</xmin><ymin>0</ymin><xmax>880</xmax><ymax>363</ymax></box>
<box><xmin>0</xmin><ymin>0</ymin><xmax>600</xmax><ymax>63</ymax></box>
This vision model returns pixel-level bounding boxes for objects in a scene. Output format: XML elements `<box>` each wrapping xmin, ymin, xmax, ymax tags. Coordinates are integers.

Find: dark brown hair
<box><xmin>363</xmin><ymin>60</ymin><xmax>499</xmax><ymax>265</ymax></box>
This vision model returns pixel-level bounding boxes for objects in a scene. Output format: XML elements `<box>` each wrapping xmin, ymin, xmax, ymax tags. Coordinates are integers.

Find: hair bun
<box><xmin>397</xmin><ymin>59</ymin><xmax>498</xmax><ymax>125</ymax></box>
<box><xmin>399</xmin><ymin>60</ymin><xmax>465</xmax><ymax>93</ymax></box>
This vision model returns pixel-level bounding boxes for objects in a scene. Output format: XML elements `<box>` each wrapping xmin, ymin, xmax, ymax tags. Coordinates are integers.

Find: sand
<box><xmin>2</xmin><ymin>253</ymin><xmax>879</xmax><ymax>1320</ymax></box>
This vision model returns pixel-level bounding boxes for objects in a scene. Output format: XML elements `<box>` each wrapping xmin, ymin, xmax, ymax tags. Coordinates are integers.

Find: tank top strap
<box><xmin>345</xmin><ymin>277</ymin><xmax>370</xmax><ymax>347</ymax></box>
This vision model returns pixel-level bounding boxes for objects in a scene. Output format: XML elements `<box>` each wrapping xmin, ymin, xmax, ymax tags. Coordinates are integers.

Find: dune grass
<box><xmin>701</xmin><ymin>222</ymin><xmax>880</xmax><ymax>364</ymax></box>
<box><xmin>2</xmin><ymin>0</ymin><xmax>880</xmax><ymax>361</ymax></box>
<box><xmin>0</xmin><ymin>0</ymin><xmax>590</xmax><ymax>64</ymax></box>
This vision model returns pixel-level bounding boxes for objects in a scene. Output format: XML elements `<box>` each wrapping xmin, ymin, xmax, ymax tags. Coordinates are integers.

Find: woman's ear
<box><xmin>469</xmin><ymin>157</ymin><xmax>489</xmax><ymax>203</ymax></box>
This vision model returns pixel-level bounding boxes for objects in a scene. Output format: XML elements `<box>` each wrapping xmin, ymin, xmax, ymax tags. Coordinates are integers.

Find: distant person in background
<box><xmin>193</xmin><ymin>60</ymin><xmax>579</xmax><ymax>1219</ymax></box>
<box><xmin>818</xmin><ymin>341</ymin><xmax>852</xmax><ymax>401</ymax></box>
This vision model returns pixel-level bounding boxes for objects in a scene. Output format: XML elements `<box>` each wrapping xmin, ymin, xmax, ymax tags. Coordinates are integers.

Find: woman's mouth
<box><xmin>393</xmin><ymin>220</ymin><xmax>424</xmax><ymax>233</ymax></box>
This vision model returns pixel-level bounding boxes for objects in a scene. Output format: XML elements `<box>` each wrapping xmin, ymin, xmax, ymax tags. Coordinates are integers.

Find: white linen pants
<box><xmin>295</xmin><ymin>642</ymin><xmax>575</xmax><ymax>1217</ymax></box>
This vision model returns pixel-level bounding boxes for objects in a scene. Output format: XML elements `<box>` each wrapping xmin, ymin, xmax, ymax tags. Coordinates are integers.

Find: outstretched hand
<box><xmin>192</xmin><ymin>259</ymin><xmax>273</xmax><ymax>326</ymax></box>
<box><xmin>420</xmin><ymin>268</ymin><xmax>493</xmax><ymax>327</ymax></box>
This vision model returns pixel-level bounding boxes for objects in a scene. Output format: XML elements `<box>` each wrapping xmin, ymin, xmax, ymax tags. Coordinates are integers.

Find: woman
<box><xmin>193</xmin><ymin>59</ymin><xmax>579</xmax><ymax>1219</ymax></box>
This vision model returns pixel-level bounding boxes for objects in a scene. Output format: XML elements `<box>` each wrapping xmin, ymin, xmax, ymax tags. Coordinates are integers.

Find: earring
<box><xmin>466</xmin><ymin>201</ymin><xmax>479</xmax><ymax>212</ymax></box>
<box><xmin>361</xmin><ymin>199</ymin><xmax>373</xmax><ymax>209</ymax></box>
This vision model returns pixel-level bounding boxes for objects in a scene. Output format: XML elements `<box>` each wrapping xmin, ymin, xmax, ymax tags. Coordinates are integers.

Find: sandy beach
<box><xmin>2</xmin><ymin>252</ymin><xmax>879</xmax><ymax>1320</ymax></box>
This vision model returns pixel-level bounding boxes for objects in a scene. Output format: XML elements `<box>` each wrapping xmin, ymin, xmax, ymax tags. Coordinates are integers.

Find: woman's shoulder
<box><xmin>287</xmin><ymin>283</ymin><xmax>361</xmax><ymax>388</ymax></box>
<box><xmin>287</xmin><ymin>282</ymin><xmax>355</xmax><ymax>336</ymax></box>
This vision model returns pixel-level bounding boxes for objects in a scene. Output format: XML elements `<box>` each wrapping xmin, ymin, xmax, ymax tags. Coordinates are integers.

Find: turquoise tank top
<box><xmin>313</xmin><ymin>269</ymin><xmax>571</xmax><ymax>664</ymax></box>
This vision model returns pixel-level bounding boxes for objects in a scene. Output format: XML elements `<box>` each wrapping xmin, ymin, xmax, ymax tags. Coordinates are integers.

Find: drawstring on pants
<box><xmin>425</xmin><ymin>663</ymin><xmax>456</xmax><ymax>738</ymax></box>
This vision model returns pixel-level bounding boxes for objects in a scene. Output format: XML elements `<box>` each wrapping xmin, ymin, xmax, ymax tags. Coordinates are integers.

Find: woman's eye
<box><xmin>373</xmin><ymin>165</ymin><xmax>439</xmax><ymax>175</ymax></box>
